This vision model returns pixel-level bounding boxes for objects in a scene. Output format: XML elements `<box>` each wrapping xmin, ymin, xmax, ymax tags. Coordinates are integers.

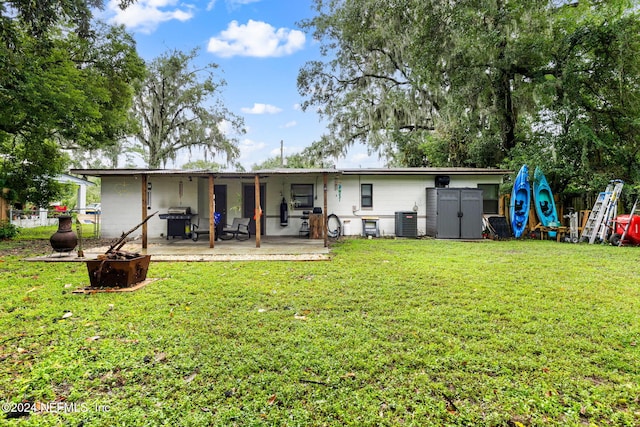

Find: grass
<box><xmin>0</xmin><ymin>232</ymin><xmax>639</xmax><ymax>426</ymax></box>
<box><xmin>0</xmin><ymin>224</ymin><xmax>100</xmax><ymax>252</ymax></box>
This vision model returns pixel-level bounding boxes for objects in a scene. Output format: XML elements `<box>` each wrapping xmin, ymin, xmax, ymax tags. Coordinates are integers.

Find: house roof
<box><xmin>54</xmin><ymin>173</ymin><xmax>96</xmax><ymax>186</ymax></box>
<box><xmin>340</xmin><ymin>167</ymin><xmax>511</xmax><ymax>175</ymax></box>
<box><xmin>68</xmin><ymin>168</ymin><xmax>340</xmax><ymax>178</ymax></box>
<box><xmin>70</xmin><ymin>167</ymin><xmax>511</xmax><ymax>178</ymax></box>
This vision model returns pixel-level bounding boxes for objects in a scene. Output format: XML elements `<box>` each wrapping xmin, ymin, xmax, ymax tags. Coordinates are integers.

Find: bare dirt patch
<box><xmin>0</xmin><ymin>238</ymin><xmax>115</xmax><ymax>258</ymax></box>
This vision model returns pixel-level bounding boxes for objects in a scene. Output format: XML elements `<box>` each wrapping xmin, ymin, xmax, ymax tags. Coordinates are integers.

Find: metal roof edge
<box><xmin>55</xmin><ymin>173</ymin><xmax>96</xmax><ymax>185</ymax></box>
<box><xmin>339</xmin><ymin>167</ymin><xmax>512</xmax><ymax>175</ymax></box>
<box><xmin>70</xmin><ymin>167</ymin><xmax>511</xmax><ymax>177</ymax></box>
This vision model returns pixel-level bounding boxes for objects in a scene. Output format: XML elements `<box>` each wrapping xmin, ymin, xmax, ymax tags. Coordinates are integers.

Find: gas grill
<box><xmin>159</xmin><ymin>207</ymin><xmax>194</xmax><ymax>239</ymax></box>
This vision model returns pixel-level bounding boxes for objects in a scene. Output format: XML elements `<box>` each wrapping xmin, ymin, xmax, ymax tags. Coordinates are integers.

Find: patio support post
<box><xmin>209</xmin><ymin>175</ymin><xmax>215</xmax><ymax>248</ymax></box>
<box><xmin>323</xmin><ymin>172</ymin><xmax>328</xmax><ymax>248</ymax></box>
<box><xmin>141</xmin><ymin>174</ymin><xmax>148</xmax><ymax>249</ymax></box>
<box><xmin>255</xmin><ymin>174</ymin><xmax>261</xmax><ymax>248</ymax></box>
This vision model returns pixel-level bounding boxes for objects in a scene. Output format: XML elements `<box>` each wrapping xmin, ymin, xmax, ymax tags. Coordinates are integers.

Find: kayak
<box><xmin>510</xmin><ymin>165</ymin><xmax>530</xmax><ymax>238</ymax></box>
<box><xmin>533</xmin><ymin>167</ymin><xmax>559</xmax><ymax>237</ymax></box>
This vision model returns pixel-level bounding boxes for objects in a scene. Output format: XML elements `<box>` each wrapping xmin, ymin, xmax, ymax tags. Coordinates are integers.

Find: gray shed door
<box><xmin>460</xmin><ymin>189</ymin><xmax>483</xmax><ymax>239</ymax></box>
<box><xmin>437</xmin><ymin>190</ymin><xmax>461</xmax><ymax>238</ymax></box>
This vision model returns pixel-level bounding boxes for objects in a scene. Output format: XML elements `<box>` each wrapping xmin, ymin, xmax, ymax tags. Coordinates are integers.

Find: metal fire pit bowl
<box><xmin>86</xmin><ymin>255</ymin><xmax>151</xmax><ymax>288</ymax></box>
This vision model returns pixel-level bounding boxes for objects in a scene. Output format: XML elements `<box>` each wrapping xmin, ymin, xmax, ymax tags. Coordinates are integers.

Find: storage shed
<box><xmin>425</xmin><ymin>188</ymin><xmax>484</xmax><ymax>239</ymax></box>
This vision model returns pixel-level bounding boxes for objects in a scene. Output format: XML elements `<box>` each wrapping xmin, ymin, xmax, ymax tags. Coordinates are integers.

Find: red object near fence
<box><xmin>611</xmin><ymin>214</ymin><xmax>640</xmax><ymax>245</ymax></box>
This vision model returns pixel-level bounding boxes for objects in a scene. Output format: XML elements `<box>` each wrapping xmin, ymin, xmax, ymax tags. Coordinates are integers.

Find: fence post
<box><xmin>39</xmin><ymin>208</ymin><xmax>48</xmax><ymax>226</ymax></box>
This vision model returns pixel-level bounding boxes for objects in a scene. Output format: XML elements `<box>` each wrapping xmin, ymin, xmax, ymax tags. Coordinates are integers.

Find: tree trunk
<box><xmin>495</xmin><ymin>69</ymin><xmax>516</xmax><ymax>154</ymax></box>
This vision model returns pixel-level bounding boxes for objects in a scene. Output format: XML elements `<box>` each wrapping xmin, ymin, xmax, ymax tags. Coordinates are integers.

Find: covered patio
<box><xmin>69</xmin><ymin>168</ymin><xmax>335</xmax><ymax>251</ymax></box>
<box><xmin>29</xmin><ymin>236</ymin><xmax>331</xmax><ymax>262</ymax></box>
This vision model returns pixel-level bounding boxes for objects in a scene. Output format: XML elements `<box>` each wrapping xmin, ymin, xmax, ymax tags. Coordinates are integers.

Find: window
<box><xmin>361</xmin><ymin>184</ymin><xmax>373</xmax><ymax>208</ymax></box>
<box><xmin>477</xmin><ymin>184</ymin><xmax>499</xmax><ymax>214</ymax></box>
<box><xmin>291</xmin><ymin>184</ymin><xmax>314</xmax><ymax>208</ymax></box>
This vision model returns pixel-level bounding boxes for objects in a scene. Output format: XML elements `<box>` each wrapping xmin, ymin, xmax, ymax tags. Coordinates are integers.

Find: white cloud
<box><xmin>107</xmin><ymin>0</ymin><xmax>194</xmax><ymax>34</ymax></box>
<box><xmin>241</xmin><ymin>103</ymin><xmax>282</xmax><ymax>115</ymax></box>
<box><xmin>335</xmin><ymin>145</ymin><xmax>385</xmax><ymax>168</ymax></box>
<box><xmin>293</xmin><ymin>103</ymin><xmax>302</xmax><ymax>111</ymax></box>
<box><xmin>352</xmin><ymin>152</ymin><xmax>373</xmax><ymax>162</ymax></box>
<box><xmin>282</xmin><ymin>121</ymin><xmax>297</xmax><ymax>128</ymax></box>
<box><xmin>237</xmin><ymin>138</ymin><xmax>267</xmax><ymax>166</ymax></box>
<box><xmin>217</xmin><ymin>119</ymin><xmax>238</xmax><ymax>135</ymax></box>
<box><xmin>227</xmin><ymin>0</ymin><xmax>261</xmax><ymax>5</ymax></box>
<box><xmin>239</xmin><ymin>138</ymin><xmax>266</xmax><ymax>154</ymax></box>
<box><xmin>206</xmin><ymin>0</ymin><xmax>261</xmax><ymax>12</ymax></box>
<box><xmin>269</xmin><ymin>145</ymin><xmax>302</xmax><ymax>156</ymax></box>
<box><xmin>268</xmin><ymin>147</ymin><xmax>283</xmax><ymax>157</ymax></box>
<box><xmin>207</xmin><ymin>19</ymin><xmax>305</xmax><ymax>58</ymax></box>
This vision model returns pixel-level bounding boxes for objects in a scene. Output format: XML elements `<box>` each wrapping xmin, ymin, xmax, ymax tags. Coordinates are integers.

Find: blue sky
<box><xmin>99</xmin><ymin>0</ymin><xmax>381</xmax><ymax>169</ymax></box>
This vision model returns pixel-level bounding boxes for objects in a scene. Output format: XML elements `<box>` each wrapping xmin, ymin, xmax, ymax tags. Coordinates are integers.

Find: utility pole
<box><xmin>280</xmin><ymin>140</ymin><xmax>284</xmax><ymax>167</ymax></box>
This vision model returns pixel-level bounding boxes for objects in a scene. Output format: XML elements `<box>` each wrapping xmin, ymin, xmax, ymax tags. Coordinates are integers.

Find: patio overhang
<box><xmin>69</xmin><ymin>168</ymin><xmax>340</xmax><ymax>251</ymax></box>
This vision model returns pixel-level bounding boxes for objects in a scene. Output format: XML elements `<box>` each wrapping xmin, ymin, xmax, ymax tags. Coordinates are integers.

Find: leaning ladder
<box><xmin>581</xmin><ymin>180</ymin><xmax>624</xmax><ymax>244</ymax></box>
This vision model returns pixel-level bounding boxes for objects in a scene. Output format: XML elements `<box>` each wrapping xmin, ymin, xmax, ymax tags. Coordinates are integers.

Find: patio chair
<box><xmin>219</xmin><ymin>217</ymin><xmax>251</xmax><ymax>241</ymax></box>
<box><xmin>191</xmin><ymin>213</ymin><xmax>221</xmax><ymax>242</ymax></box>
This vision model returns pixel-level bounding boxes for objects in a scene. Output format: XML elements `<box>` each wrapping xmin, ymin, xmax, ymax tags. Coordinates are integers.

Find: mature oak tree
<box><xmin>130</xmin><ymin>48</ymin><xmax>245</xmax><ymax>168</ymax></box>
<box><xmin>298</xmin><ymin>0</ymin><xmax>640</xmax><ymax>199</ymax></box>
<box><xmin>297</xmin><ymin>0</ymin><xmax>558</xmax><ymax>167</ymax></box>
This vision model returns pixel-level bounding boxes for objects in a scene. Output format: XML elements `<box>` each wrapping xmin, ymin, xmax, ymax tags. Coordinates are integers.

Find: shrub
<box><xmin>0</xmin><ymin>220</ymin><xmax>19</xmax><ymax>239</ymax></box>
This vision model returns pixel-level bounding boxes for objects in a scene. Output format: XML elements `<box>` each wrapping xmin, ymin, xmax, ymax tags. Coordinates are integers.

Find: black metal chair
<box><xmin>191</xmin><ymin>213</ymin><xmax>222</xmax><ymax>241</ymax></box>
<box><xmin>219</xmin><ymin>217</ymin><xmax>251</xmax><ymax>241</ymax></box>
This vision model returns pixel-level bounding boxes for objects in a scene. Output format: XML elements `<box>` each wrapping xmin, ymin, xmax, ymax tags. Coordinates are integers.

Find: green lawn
<box><xmin>0</xmin><ymin>236</ymin><xmax>639</xmax><ymax>426</ymax></box>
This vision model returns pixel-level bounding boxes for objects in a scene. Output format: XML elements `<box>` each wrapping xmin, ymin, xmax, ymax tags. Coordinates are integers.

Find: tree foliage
<box><xmin>1</xmin><ymin>0</ymin><xmax>102</xmax><ymax>41</ymax></box>
<box><xmin>0</xmin><ymin>1</ymin><xmax>145</xmax><ymax>206</ymax></box>
<box><xmin>180</xmin><ymin>160</ymin><xmax>224</xmax><ymax>171</ymax></box>
<box><xmin>298</xmin><ymin>0</ymin><xmax>559</xmax><ymax>166</ymax></box>
<box><xmin>542</xmin><ymin>5</ymin><xmax>640</xmax><ymax>199</ymax></box>
<box><xmin>298</xmin><ymin>0</ymin><xmax>437</xmax><ymax>162</ymax></box>
<box><xmin>251</xmin><ymin>143</ymin><xmax>337</xmax><ymax>170</ymax></box>
<box><xmin>298</xmin><ymin>0</ymin><xmax>640</xmax><ymax>197</ymax></box>
<box><xmin>131</xmin><ymin>48</ymin><xmax>245</xmax><ymax>168</ymax></box>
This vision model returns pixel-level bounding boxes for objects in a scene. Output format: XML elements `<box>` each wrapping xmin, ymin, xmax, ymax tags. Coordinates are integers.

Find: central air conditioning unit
<box><xmin>395</xmin><ymin>211</ymin><xmax>418</xmax><ymax>238</ymax></box>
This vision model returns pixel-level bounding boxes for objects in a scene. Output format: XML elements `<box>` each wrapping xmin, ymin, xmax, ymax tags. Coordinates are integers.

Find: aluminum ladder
<box><xmin>580</xmin><ymin>180</ymin><xmax>624</xmax><ymax>244</ymax></box>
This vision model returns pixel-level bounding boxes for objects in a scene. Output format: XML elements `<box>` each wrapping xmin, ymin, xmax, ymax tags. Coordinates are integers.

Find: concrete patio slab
<box><xmin>26</xmin><ymin>236</ymin><xmax>331</xmax><ymax>262</ymax></box>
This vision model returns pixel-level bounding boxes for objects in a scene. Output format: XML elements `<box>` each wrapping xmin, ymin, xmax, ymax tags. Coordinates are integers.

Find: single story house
<box><xmin>70</xmin><ymin>167</ymin><xmax>510</xmax><ymax>248</ymax></box>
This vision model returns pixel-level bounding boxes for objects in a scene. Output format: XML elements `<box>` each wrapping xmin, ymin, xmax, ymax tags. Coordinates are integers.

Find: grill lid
<box><xmin>167</xmin><ymin>206</ymin><xmax>191</xmax><ymax>215</ymax></box>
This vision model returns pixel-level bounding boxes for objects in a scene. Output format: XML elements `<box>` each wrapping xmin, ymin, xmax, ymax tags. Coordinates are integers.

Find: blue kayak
<box><xmin>510</xmin><ymin>165</ymin><xmax>530</xmax><ymax>238</ymax></box>
<box><xmin>533</xmin><ymin>167</ymin><xmax>559</xmax><ymax>237</ymax></box>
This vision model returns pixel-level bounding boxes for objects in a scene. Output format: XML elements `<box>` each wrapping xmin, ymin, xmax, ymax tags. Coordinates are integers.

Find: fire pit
<box><xmin>84</xmin><ymin>211</ymin><xmax>157</xmax><ymax>289</ymax></box>
<box><xmin>86</xmin><ymin>255</ymin><xmax>151</xmax><ymax>288</ymax></box>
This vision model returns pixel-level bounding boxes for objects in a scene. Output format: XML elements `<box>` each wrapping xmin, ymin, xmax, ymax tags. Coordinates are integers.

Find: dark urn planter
<box><xmin>50</xmin><ymin>215</ymin><xmax>78</xmax><ymax>253</ymax></box>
